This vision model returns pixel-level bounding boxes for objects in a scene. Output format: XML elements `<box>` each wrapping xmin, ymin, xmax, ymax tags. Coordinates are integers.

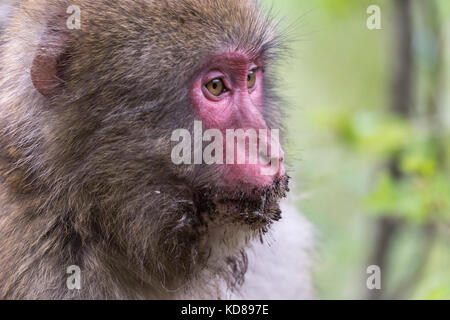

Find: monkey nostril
<box><xmin>259</xmin><ymin>151</ymin><xmax>271</xmax><ymax>164</ymax></box>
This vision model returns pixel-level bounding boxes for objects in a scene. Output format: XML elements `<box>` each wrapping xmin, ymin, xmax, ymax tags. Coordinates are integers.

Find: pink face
<box><xmin>190</xmin><ymin>50</ymin><xmax>285</xmax><ymax>189</ymax></box>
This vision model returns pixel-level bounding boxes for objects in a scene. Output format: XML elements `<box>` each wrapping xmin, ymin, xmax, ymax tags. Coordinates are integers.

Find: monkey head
<box><xmin>1</xmin><ymin>0</ymin><xmax>289</xmax><ymax>292</ymax></box>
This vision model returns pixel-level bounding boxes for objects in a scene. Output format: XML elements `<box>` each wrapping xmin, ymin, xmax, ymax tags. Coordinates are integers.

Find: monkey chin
<box><xmin>194</xmin><ymin>175</ymin><xmax>290</xmax><ymax>233</ymax></box>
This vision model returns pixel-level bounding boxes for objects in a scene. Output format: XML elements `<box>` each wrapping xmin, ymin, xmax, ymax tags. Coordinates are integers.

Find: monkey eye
<box><xmin>247</xmin><ymin>69</ymin><xmax>257</xmax><ymax>89</ymax></box>
<box><xmin>205</xmin><ymin>78</ymin><xmax>226</xmax><ymax>97</ymax></box>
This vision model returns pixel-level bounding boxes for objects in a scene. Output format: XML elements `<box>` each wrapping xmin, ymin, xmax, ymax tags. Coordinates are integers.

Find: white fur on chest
<box><xmin>178</xmin><ymin>199</ymin><xmax>315</xmax><ymax>300</ymax></box>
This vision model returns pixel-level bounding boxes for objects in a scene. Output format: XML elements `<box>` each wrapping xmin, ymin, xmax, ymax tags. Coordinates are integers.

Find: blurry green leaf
<box><xmin>315</xmin><ymin>0</ymin><xmax>367</xmax><ymax>17</ymax></box>
<box><xmin>351</xmin><ymin>112</ymin><xmax>411</xmax><ymax>155</ymax></box>
<box><xmin>365</xmin><ymin>173</ymin><xmax>398</xmax><ymax>214</ymax></box>
<box><xmin>400</xmin><ymin>138</ymin><xmax>439</xmax><ymax>176</ymax></box>
<box><xmin>314</xmin><ymin>109</ymin><xmax>412</xmax><ymax>156</ymax></box>
<box><xmin>401</xmin><ymin>154</ymin><xmax>436</xmax><ymax>176</ymax></box>
<box><xmin>365</xmin><ymin>170</ymin><xmax>450</xmax><ymax>223</ymax></box>
<box><xmin>424</xmin><ymin>287</ymin><xmax>450</xmax><ymax>300</ymax></box>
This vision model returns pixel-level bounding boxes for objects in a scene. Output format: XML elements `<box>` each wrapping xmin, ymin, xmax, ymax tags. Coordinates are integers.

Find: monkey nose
<box><xmin>259</xmin><ymin>149</ymin><xmax>284</xmax><ymax>175</ymax></box>
<box><xmin>223</xmin><ymin>146</ymin><xmax>285</xmax><ymax>189</ymax></box>
<box><xmin>265</xmin><ymin>147</ymin><xmax>285</xmax><ymax>178</ymax></box>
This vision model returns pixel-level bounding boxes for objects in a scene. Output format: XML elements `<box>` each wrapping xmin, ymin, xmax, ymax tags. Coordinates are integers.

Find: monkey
<box><xmin>0</xmin><ymin>0</ymin><xmax>314</xmax><ymax>299</ymax></box>
<box><xmin>0</xmin><ymin>1</ymin><xmax>11</xmax><ymax>33</ymax></box>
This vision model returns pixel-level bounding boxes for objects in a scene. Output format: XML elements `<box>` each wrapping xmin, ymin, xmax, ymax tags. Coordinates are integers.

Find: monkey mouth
<box><xmin>193</xmin><ymin>175</ymin><xmax>290</xmax><ymax>230</ymax></box>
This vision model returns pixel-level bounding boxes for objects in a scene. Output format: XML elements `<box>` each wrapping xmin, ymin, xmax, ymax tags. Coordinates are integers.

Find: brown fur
<box><xmin>0</xmin><ymin>0</ymin><xmax>311</xmax><ymax>299</ymax></box>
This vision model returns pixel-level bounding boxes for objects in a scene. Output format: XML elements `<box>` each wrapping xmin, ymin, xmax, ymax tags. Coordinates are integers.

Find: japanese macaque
<box><xmin>0</xmin><ymin>0</ymin><xmax>314</xmax><ymax>299</ymax></box>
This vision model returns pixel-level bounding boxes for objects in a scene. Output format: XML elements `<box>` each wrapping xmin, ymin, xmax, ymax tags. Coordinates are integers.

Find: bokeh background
<box><xmin>259</xmin><ymin>0</ymin><xmax>450</xmax><ymax>299</ymax></box>
<box><xmin>1</xmin><ymin>0</ymin><xmax>448</xmax><ymax>300</ymax></box>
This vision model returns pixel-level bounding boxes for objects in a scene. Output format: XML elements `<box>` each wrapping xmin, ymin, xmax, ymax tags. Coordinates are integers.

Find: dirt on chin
<box><xmin>193</xmin><ymin>175</ymin><xmax>290</xmax><ymax>231</ymax></box>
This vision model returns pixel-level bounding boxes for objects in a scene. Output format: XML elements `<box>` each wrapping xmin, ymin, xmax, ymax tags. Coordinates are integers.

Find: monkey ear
<box><xmin>31</xmin><ymin>34</ymin><xmax>68</xmax><ymax>98</ymax></box>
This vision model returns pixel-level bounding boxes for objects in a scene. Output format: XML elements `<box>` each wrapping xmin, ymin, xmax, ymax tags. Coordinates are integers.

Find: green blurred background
<box><xmin>259</xmin><ymin>0</ymin><xmax>450</xmax><ymax>299</ymax></box>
